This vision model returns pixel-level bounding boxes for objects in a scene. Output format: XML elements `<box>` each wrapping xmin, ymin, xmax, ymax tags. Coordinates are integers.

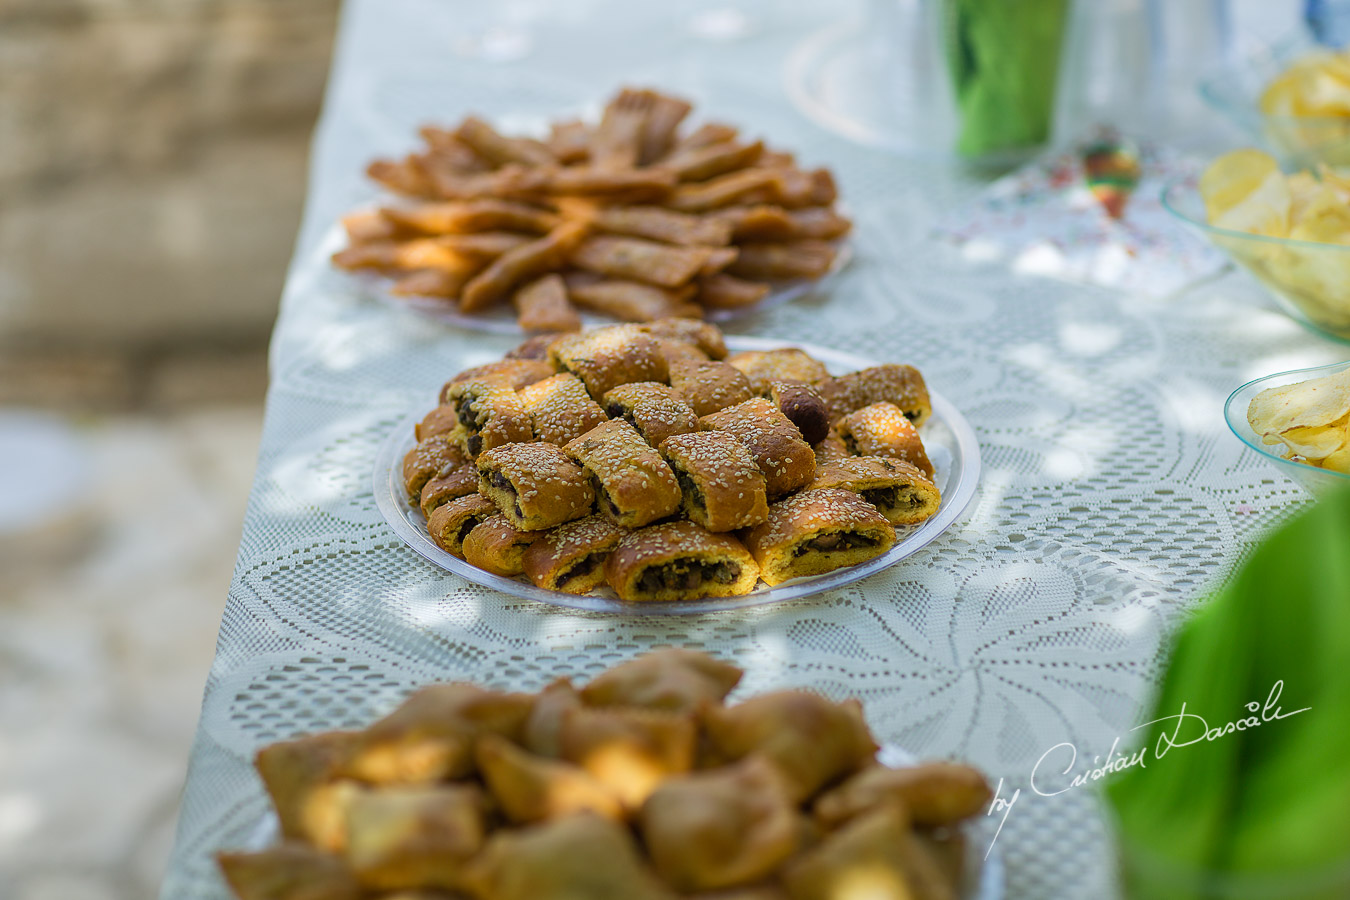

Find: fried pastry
<box><xmin>819</xmin><ymin>364</ymin><xmax>932</xmax><ymax>426</ymax></box>
<box><xmin>255</xmin><ymin>731</ymin><xmax>362</xmax><ymax>850</ymax></box>
<box><xmin>781</xmin><ymin>805</ymin><xmax>956</xmax><ymax>900</ymax></box>
<box><xmin>505</xmin><ymin>332</ymin><xmax>565</xmax><ymax>360</ymax></box>
<box><xmin>461</xmin><ymin>513</ymin><xmax>543</xmax><ymax>576</ymax></box>
<box><xmin>725</xmin><ymin>348</ymin><xmax>831</xmax><ymax>395</ymax></box>
<box><xmin>808</xmin><ymin>457</ymin><xmax>940</xmax><ymax>526</ymax></box>
<box><xmin>402</xmin><ymin>435</ymin><xmax>468</xmax><ymax>500</ymax></box>
<box><xmin>639</xmin><ymin>756</ymin><xmax>800</xmax><ymax>892</ymax></box>
<box><xmin>547</xmin><ymin>119</ymin><xmax>592</xmax><ymax>164</ymax></box>
<box><xmin>663</xmin><ymin>140</ymin><xmax>766</xmax><ymax>182</ymax></box>
<box><xmin>659</xmin><ymin>431</ymin><xmax>769</xmax><ymax>532</ymax></box>
<box><xmin>657</xmin><ymin>337</ymin><xmax>711</xmax><ymax>363</ymax></box>
<box><xmin>418</xmin><ymin>462</ymin><xmax>479</xmax><ymax>518</ymax></box>
<box><xmin>339</xmin><ymin>683</ymin><xmax>534</xmax><ymax>785</ymax></box>
<box><xmin>835</xmin><ymin>401</ymin><xmax>934</xmax><ymax>476</ymax></box>
<box><xmin>604</xmin><ymin>519</ymin><xmax>759</xmax><ymax>602</ymax></box>
<box><xmin>813</xmin><ymin>762</ymin><xmax>992</xmax><ymax>829</ymax></box>
<box><xmin>579</xmin><ymin>648</ymin><xmax>743</xmax><ymax>713</ymax></box>
<box><xmin>440</xmin><ymin>359</ymin><xmax>554</xmax><ymax>400</ymax></box>
<box><xmin>218</xmin><ymin>843</ymin><xmax>361</xmax><ymax>900</ymax></box>
<box><xmin>426</xmin><ymin>494</ymin><xmax>497</xmax><ymax>557</ymax></box>
<box><xmin>455</xmin><ymin>115</ymin><xmax>554</xmax><ymax>167</ymax></box>
<box><xmin>477</xmin><ymin>442</ymin><xmax>595</xmax><ymax>531</ymax></box>
<box><xmin>513</xmin><ymin>273</ymin><xmax>581</xmax><ymax>333</ymax></box>
<box><xmin>570</xmin><ymin>235</ymin><xmax>712</xmax><ymax>288</ymax></box>
<box><xmin>699</xmin><ymin>398</ymin><xmax>816</xmax><ymax>499</ymax></box>
<box><xmin>768</xmin><ymin>381</ymin><xmax>830</xmax><ymax>445</ymax></box>
<box><xmin>521</xmin><ymin>514</ymin><xmax>626</xmax><ymax>594</ymax></box>
<box><xmin>522</xmin><ymin>677</ymin><xmax>583</xmax><ymax>757</ymax></box>
<box><xmin>702</xmin><ymin>690</ymin><xmax>878</xmax><ymax>802</ymax></box>
<box><xmin>389</xmin><ymin>267</ymin><xmax>471</xmax><ymax>300</ymax></box>
<box><xmin>381</xmin><ymin>199</ymin><xmax>559</xmax><ymax>236</ymax></box>
<box><xmin>548</xmin><ymin>325</ymin><xmax>669</xmax><ymax>399</ymax></box>
<box><xmin>475</xmin><ymin>734</ymin><xmax>623</xmax><ymax>824</ymax></box>
<box><xmin>744</xmin><ymin>488</ymin><xmax>896</xmax><ymax>586</ymax></box>
<box><xmin>558</xmin><ymin>705</ymin><xmax>698</xmax><ymax>807</ymax></box>
<box><xmin>567</xmin><ymin>278</ymin><xmax>702</xmax><ymax>322</ymax></box>
<box><xmin>812</xmin><ymin>431</ymin><xmax>851</xmax><ymax>465</ymax></box>
<box><xmin>462</xmin><ymin>813</ymin><xmax>675</xmax><ymax>900</ymax></box>
<box><xmin>444</xmin><ymin>380</ymin><xmax>534</xmax><ymax>457</ymax></box>
<box><xmin>414</xmin><ymin>404</ymin><xmax>459</xmax><ymax>442</ymax></box>
<box><xmin>601</xmin><ymin>382</ymin><xmax>700</xmax><ymax>448</ymax></box>
<box><xmin>564</xmin><ymin>419</ymin><xmax>681</xmax><ymax>528</ymax></box>
<box><xmin>460</xmin><ymin>220</ymin><xmax>590</xmax><ymax>312</ymax></box>
<box><xmin>518</xmin><ymin>373</ymin><xmax>608</xmax><ymax>447</ymax></box>
<box><xmin>668</xmin><ymin>358</ymin><xmax>754</xmax><ymax>417</ymax></box>
<box><xmin>589</xmin><ymin>205</ymin><xmax>732</xmax><ymax>246</ymax></box>
<box><xmin>637</xmin><ymin>317</ymin><xmax>729</xmax><ymax>358</ymax></box>
<box><xmin>696</xmin><ymin>273</ymin><xmax>771</xmax><ymax>310</ymax></box>
<box><xmin>638</xmin><ymin>89</ymin><xmax>694</xmax><ymax>165</ymax></box>
<box><xmin>344</xmin><ymin>784</ymin><xmax>487</xmax><ymax>891</ymax></box>
<box><xmin>668</xmin><ymin>168</ymin><xmax>779</xmax><ymax>212</ymax></box>
<box><xmin>726</xmin><ymin>241</ymin><xmax>836</xmax><ymax>281</ymax></box>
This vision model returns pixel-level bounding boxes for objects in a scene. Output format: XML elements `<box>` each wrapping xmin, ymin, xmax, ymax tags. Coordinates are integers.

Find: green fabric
<box><xmin>943</xmin><ymin>0</ymin><xmax>1070</xmax><ymax>158</ymax></box>
<box><xmin>1108</xmin><ymin>486</ymin><xmax>1350</xmax><ymax>899</ymax></box>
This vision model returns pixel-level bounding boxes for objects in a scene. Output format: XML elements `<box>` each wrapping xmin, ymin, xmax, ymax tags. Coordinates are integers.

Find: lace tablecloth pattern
<box><xmin>161</xmin><ymin>2</ymin><xmax>1339</xmax><ymax>898</ymax></box>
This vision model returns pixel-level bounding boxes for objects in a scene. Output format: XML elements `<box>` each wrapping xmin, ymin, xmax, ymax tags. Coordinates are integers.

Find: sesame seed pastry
<box><xmin>518</xmin><ymin>372</ymin><xmax>608</xmax><ymax>446</ymax></box>
<box><xmin>807</xmin><ymin>456</ymin><xmax>941</xmax><ymax>526</ymax></box>
<box><xmin>834</xmin><ymin>401</ymin><xmax>934</xmax><ymax>477</ymax></box>
<box><xmin>444</xmin><ymin>379</ymin><xmax>535</xmax><ymax>458</ymax></box>
<box><xmin>426</xmin><ymin>494</ymin><xmax>498</xmax><ymax>558</ymax></box>
<box><xmin>601</xmin><ymin>382</ymin><xmax>700</xmax><ymax>448</ymax></box>
<box><xmin>476</xmin><ymin>442</ymin><xmax>596</xmax><ymax>531</ymax></box>
<box><xmin>744</xmin><ymin>488</ymin><xmax>896</xmax><ymax>586</ymax></box>
<box><xmin>658</xmin><ymin>431</ymin><xmax>768</xmax><ymax>532</ymax></box>
<box><xmin>604</xmin><ymin>519</ymin><xmax>759</xmax><ymax>602</ymax></box>
<box><xmin>819</xmin><ymin>364</ymin><xmax>932</xmax><ymax>427</ymax></box>
<box><xmin>564</xmin><ymin>419</ymin><xmax>682</xmax><ymax>528</ymax></box>
<box><xmin>547</xmin><ymin>324</ymin><xmax>669</xmax><ymax>399</ymax></box>
<box><xmin>462</xmin><ymin>513</ymin><xmax>544</xmax><ymax>576</ymax></box>
<box><xmin>698</xmin><ymin>398</ymin><xmax>816</xmax><ymax>499</ymax></box>
<box><xmin>521</xmin><ymin>514</ymin><xmax>627</xmax><ymax>594</ymax></box>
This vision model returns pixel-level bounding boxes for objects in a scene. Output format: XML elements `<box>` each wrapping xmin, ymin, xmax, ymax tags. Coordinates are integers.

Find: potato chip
<box><xmin>1271</xmin><ymin>424</ymin><xmax>1346</xmax><ymax>460</ymax></box>
<box><xmin>1247</xmin><ymin>367</ymin><xmax>1350</xmax><ymax>435</ymax></box>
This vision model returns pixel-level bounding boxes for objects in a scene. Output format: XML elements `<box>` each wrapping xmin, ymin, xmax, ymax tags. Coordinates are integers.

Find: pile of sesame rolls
<box><xmin>402</xmin><ymin>320</ymin><xmax>942</xmax><ymax>601</ymax></box>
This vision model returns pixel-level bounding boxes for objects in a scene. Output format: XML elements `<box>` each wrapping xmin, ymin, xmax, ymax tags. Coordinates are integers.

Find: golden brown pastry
<box><xmin>699</xmin><ymin>398</ymin><xmax>815</xmax><ymax>499</ymax></box>
<box><xmin>254</xmin><ymin>731</ymin><xmax>362</xmax><ymax>850</ymax></box>
<box><xmin>808</xmin><ymin>457</ymin><xmax>941</xmax><ymax>526</ymax></box>
<box><xmin>767</xmin><ymin>381</ymin><xmax>830</xmax><ymax>445</ymax></box>
<box><xmin>414</xmin><ymin>404</ymin><xmax>459</xmax><ymax>442</ymax></box>
<box><xmin>418</xmin><ymin>463</ymin><xmax>479</xmax><ymax>518</ymax></box>
<box><xmin>444</xmin><ymin>380</ymin><xmax>534</xmax><ymax>457</ymax></box>
<box><xmin>819</xmin><ymin>364</ymin><xmax>932</xmax><ymax>426</ymax></box>
<box><xmin>461</xmin><ymin>513</ymin><xmax>543</xmax><ymax>576</ymax></box>
<box><xmin>218</xmin><ymin>843</ymin><xmax>361</xmax><ymax>900</ymax></box>
<box><xmin>605</xmin><ymin>519</ymin><xmax>759</xmax><ymax>602</ymax></box>
<box><xmin>637</xmin><ymin>317</ymin><xmax>729</xmax><ymax>358</ymax></box>
<box><xmin>476</xmin><ymin>443</ymin><xmax>595</xmax><ymax>531</ymax></box>
<box><xmin>725</xmin><ymin>348</ymin><xmax>831</xmax><ymax>395</ymax></box>
<box><xmin>726</xmin><ymin>240</ymin><xmax>836</xmax><ymax>281</ymax></box>
<box><xmin>402</xmin><ymin>435</ymin><xmax>468</xmax><ymax>499</ymax></box>
<box><xmin>522</xmin><ymin>677</ymin><xmax>583</xmax><ymax>757</ymax></box>
<box><xmin>813</xmin><ymin>762</ymin><xmax>993</xmax><ymax>829</ymax></box>
<box><xmin>659</xmin><ymin>431</ymin><xmax>769</xmax><ymax>532</ymax></box>
<box><xmin>513</xmin><ymin>273</ymin><xmax>582</xmax><ymax>333</ymax></box>
<box><xmin>519</xmin><ymin>372</ymin><xmax>608</xmax><ymax>446</ymax></box>
<box><xmin>440</xmin><ymin>359</ymin><xmax>554</xmax><ymax>401</ymax></box>
<box><xmin>426</xmin><ymin>493</ymin><xmax>498</xmax><ymax>558</ymax></box>
<box><xmin>547</xmin><ymin>324</ymin><xmax>669</xmax><ymax>398</ymax></box>
<box><xmin>656</xmin><ymin>337</ymin><xmax>711</xmax><ymax>364</ymax></box>
<box><xmin>668</xmin><ymin>358</ymin><xmax>754</xmax><ymax>417</ymax></box>
<box><xmin>695</xmin><ymin>273</ymin><xmax>771</xmax><ymax>310</ymax></box>
<box><xmin>344</xmin><ymin>784</ymin><xmax>487</xmax><ymax>891</ymax></box>
<box><xmin>505</xmin><ymin>332</ymin><xmax>564</xmax><ymax>361</ymax></box>
<box><xmin>601</xmin><ymin>382</ymin><xmax>700</xmax><ymax>448</ymax></box>
<box><xmin>563</xmin><ymin>419</ymin><xmax>682</xmax><ymax>528</ymax></box>
<box><xmin>811</xmin><ymin>432</ymin><xmax>851</xmax><ymax>466</ymax></box>
<box><xmin>462</xmin><ymin>812</ymin><xmax>676</xmax><ymax>900</ymax></box>
<box><xmin>702</xmin><ymin>690</ymin><xmax>877</xmax><ymax>802</ymax></box>
<box><xmin>521</xmin><ymin>514</ymin><xmax>626</xmax><ymax>594</ymax></box>
<box><xmin>781</xmin><ymin>804</ymin><xmax>956</xmax><ymax>900</ymax></box>
<box><xmin>743</xmin><ymin>489</ymin><xmax>896</xmax><ymax>586</ymax></box>
<box><xmin>639</xmin><ymin>756</ymin><xmax>799</xmax><ymax>892</ymax></box>
<box><xmin>338</xmin><ymin>683</ymin><xmax>534</xmax><ymax>785</ymax></box>
<box><xmin>559</xmin><ymin>705</ymin><xmax>698</xmax><ymax>808</ymax></box>
<box><xmin>475</xmin><ymin>733</ymin><xmax>623</xmax><ymax>824</ymax></box>
<box><xmin>567</xmin><ymin>278</ymin><xmax>702</xmax><ymax>322</ymax></box>
<box><xmin>579</xmin><ymin>648</ymin><xmax>743</xmax><ymax>713</ymax></box>
<box><xmin>835</xmin><ymin>401</ymin><xmax>934</xmax><ymax>477</ymax></box>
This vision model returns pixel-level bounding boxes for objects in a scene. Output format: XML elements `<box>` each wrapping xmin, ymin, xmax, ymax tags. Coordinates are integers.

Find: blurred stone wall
<box><xmin>0</xmin><ymin>0</ymin><xmax>339</xmax><ymax>405</ymax></box>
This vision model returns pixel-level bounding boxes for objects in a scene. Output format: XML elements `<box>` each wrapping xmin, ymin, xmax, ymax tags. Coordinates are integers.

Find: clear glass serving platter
<box><xmin>318</xmin><ymin>219</ymin><xmax>852</xmax><ymax>335</ymax></box>
<box><xmin>373</xmin><ymin>337</ymin><xmax>982</xmax><ymax>615</ymax></box>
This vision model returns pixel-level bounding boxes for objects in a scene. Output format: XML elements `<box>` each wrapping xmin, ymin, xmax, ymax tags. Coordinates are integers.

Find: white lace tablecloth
<box><xmin>160</xmin><ymin>2</ymin><xmax>1340</xmax><ymax>897</ymax></box>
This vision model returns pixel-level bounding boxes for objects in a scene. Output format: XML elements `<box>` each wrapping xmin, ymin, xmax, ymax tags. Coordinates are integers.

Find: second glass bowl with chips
<box><xmin>1225</xmin><ymin>361</ymin><xmax>1350</xmax><ymax>496</ymax></box>
<box><xmin>1163</xmin><ymin>175</ymin><xmax>1350</xmax><ymax>343</ymax></box>
<box><xmin>1199</xmin><ymin>36</ymin><xmax>1350</xmax><ymax>169</ymax></box>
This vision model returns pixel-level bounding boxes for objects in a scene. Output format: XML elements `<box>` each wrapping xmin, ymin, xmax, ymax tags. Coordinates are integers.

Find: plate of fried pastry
<box><xmin>330</xmin><ymin>87</ymin><xmax>851</xmax><ymax>333</ymax></box>
<box><xmin>221</xmin><ymin>649</ymin><xmax>1003</xmax><ymax>900</ymax></box>
<box><xmin>374</xmin><ymin>319</ymin><xmax>980</xmax><ymax>613</ymax></box>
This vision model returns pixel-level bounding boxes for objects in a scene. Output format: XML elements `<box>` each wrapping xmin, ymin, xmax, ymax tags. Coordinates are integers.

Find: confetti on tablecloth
<box><xmin>933</xmin><ymin>143</ymin><xmax>1228</xmax><ymax>297</ymax></box>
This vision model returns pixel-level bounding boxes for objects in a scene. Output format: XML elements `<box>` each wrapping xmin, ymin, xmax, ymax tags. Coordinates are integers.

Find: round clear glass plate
<box><xmin>373</xmin><ymin>337</ymin><xmax>982</xmax><ymax>614</ymax></box>
<box><xmin>320</xmin><ymin>221</ymin><xmax>852</xmax><ymax>335</ymax></box>
<box><xmin>1224</xmin><ymin>360</ymin><xmax>1350</xmax><ymax>497</ymax></box>
<box><xmin>244</xmin><ymin>743</ymin><xmax>1004</xmax><ymax>900</ymax></box>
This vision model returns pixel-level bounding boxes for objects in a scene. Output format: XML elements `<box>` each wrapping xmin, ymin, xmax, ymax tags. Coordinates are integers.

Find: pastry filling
<box><xmin>674</xmin><ymin>468</ymin><xmax>706</xmax><ymax>511</ymax></box>
<box><xmin>556</xmin><ymin>553</ymin><xmax>603</xmax><ymax>587</ymax></box>
<box><xmin>455</xmin><ymin>515</ymin><xmax>488</xmax><ymax>544</ymax></box>
<box><xmin>794</xmin><ymin>530</ymin><xmax>880</xmax><ymax>556</ymax></box>
<box><xmin>488</xmin><ymin>470</ymin><xmax>525</xmax><ymax>519</ymax></box>
<box><xmin>637</xmin><ymin>559</ymin><xmax>740</xmax><ymax>593</ymax></box>
<box><xmin>591</xmin><ymin>476</ymin><xmax>625</xmax><ymax>520</ymax></box>
<box><xmin>456</xmin><ymin>395</ymin><xmax>490</xmax><ymax>455</ymax></box>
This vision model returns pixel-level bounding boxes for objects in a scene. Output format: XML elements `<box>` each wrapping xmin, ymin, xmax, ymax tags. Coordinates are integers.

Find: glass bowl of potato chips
<box><xmin>1164</xmin><ymin>149</ymin><xmax>1350</xmax><ymax>342</ymax></box>
<box><xmin>1200</xmin><ymin>37</ymin><xmax>1350</xmax><ymax>168</ymax></box>
<box><xmin>1226</xmin><ymin>361</ymin><xmax>1350</xmax><ymax>494</ymax></box>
